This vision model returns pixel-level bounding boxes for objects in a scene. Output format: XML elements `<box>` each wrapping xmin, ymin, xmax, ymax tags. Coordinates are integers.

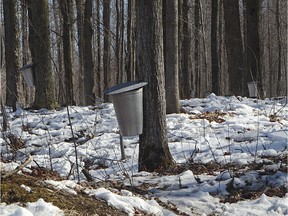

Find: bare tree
<box><xmin>28</xmin><ymin>0</ymin><xmax>57</xmax><ymax>109</ymax></box>
<box><xmin>211</xmin><ymin>0</ymin><xmax>219</xmax><ymax>95</ymax></box>
<box><xmin>223</xmin><ymin>0</ymin><xmax>243</xmax><ymax>96</ymax></box>
<box><xmin>76</xmin><ymin>0</ymin><xmax>84</xmax><ymax>105</ymax></box>
<box><xmin>126</xmin><ymin>0</ymin><xmax>136</xmax><ymax>82</ymax></box>
<box><xmin>164</xmin><ymin>0</ymin><xmax>180</xmax><ymax>113</ymax></box>
<box><xmin>60</xmin><ymin>0</ymin><xmax>75</xmax><ymax>105</ymax></box>
<box><xmin>83</xmin><ymin>0</ymin><xmax>94</xmax><ymax>105</ymax></box>
<box><xmin>136</xmin><ymin>0</ymin><xmax>174</xmax><ymax>172</ymax></box>
<box><xmin>179</xmin><ymin>0</ymin><xmax>191</xmax><ymax>99</ymax></box>
<box><xmin>103</xmin><ymin>0</ymin><xmax>111</xmax><ymax>102</ymax></box>
<box><xmin>194</xmin><ymin>0</ymin><xmax>201</xmax><ymax>97</ymax></box>
<box><xmin>243</xmin><ymin>0</ymin><xmax>261</xmax><ymax>96</ymax></box>
<box><xmin>3</xmin><ymin>0</ymin><xmax>20</xmax><ymax>111</ymax></box>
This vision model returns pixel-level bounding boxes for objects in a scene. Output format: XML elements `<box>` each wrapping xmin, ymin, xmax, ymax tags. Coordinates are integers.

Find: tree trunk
<box><xmin>3</xmin><ymin>0</ymin><xmax>20</xmax><ymax>111</ymax></box>
<box><xmin>126</xmin><ymin>0</ymin><xmax>136</xmax><ymax>82</ymax></box>
<box><xmin>194</xmin><ymin>0</ymin><xmax>200</xmax><ymax>97</ymax></box>
<box><xmin>136</xmin><ymin>0</ymin><xmax>174</xmax><ymax>172</ymax></box>
<box><xmin>103</xmin><ymin>0</ymin><xmax>111</xmax><ymax>102</ymax></box>
<box><xmin>243</xmin><ymin>0</ymin><xmax>261</xmax><ymax>97</ymax></box>
<box><xmin>276</xmin><ymin>0</ymin><xmax>282</xmax><ymax>95</ymax></box>
<box><xmin>60</xmin><ymin>0</ymin><xmax>75</xmax><ymax>105</ymax></box>
<box><xmin>211</xmin><ymin>0</ymin><xmax>219</xmax><ymax>95</ymax></box>
<box><xmin>28</xmin><ymin>0</ymin><xmax>57</xmax><ymax>109</ymax></box>
<box><xmin>96</xmin><ymin>0</ymin><xmax>102</xmax><ymax>97</ymax></box>
<box><xmin>164</xmin><ymin>0</ymin><xmax>180</xmax><ymax>113</ymax></box>
<box><xmin>223</xmin><ymin>0</ymin><xmax>243</xmax><ymax>96</ymax></box>
<box><xmin>76</xmin><ymin>0</ymin><xmax>84</xmax><ymax>105</ymax></box>
<box><xmin>83</xmin><ymin>0</ymin><xmax>94</xmax><ymax>105</ymax></box>
<box><xmin>21</xmin><ymin>0</ymin><xmax>35</xmax><ymax>107</ymax></box>
<box><xmin>180</xmin><ymin>0</ymin><xmax>191</xmax><ymax>99</ymax></box>
<box><xmin>115</xmin><ymin>0</ymin><xmax>124</xmax><ymax>84</ymax></box>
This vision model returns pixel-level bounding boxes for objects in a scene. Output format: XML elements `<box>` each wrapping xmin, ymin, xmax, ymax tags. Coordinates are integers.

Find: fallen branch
<box><xmin>2</xmin><ymin>155</ymin><xmax>33</xmax><ymax>179</ymax></box>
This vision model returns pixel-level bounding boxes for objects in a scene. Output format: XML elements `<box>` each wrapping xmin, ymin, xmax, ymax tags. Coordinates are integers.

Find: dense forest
<box><xmin>0</xmin><ymin>0</ymin><xmax>287</xmax><ymax>110</ymax></box>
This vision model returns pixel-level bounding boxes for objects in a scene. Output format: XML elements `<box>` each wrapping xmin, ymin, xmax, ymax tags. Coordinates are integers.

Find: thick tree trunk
<box><xmin>223</xmin><ymin>0</ymin><xmax>243</xmax><ymax>96</ymax></box>
<box><xmin>164</xmin><ymin>0</ymin><xmax>180</xmax><ymax>113</ymax></box>
<box><xmin>3</xmin><ymin>0</ymin><xmax>20</xmax><ymax>111</ymax></box>
<box><xmin>60</xmin><ymin>0</ymin><xmax>75</xmax><ymax>105</ymax></box>
<box><xmin>28</xmin><ymin>0</ymin><xmax>57</xmax><ymax>109</ymax></box>
<box><xmin>136</xmin><ymin>0</ymin><xmax>174</xmax><ymax>172</ymax></box>
<box><xmin>83</xmin><ymin>0</ymin><xmax>94</xmax><ymax>105</ymax></box>
<box><xmin>244</xmin><ymin>0</ymin><xmax>261</xmax><ymax>97</ymax></box>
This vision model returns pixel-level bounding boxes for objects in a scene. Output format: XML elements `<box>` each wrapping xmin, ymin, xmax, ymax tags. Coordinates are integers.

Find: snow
<box><xmin>1</xmin><ymin>95</ymin><xmax>287</xmax><ymax>215</ymax></box>
<box><xmin>0</xmin><ymin>199</ymin><xmax>64</xmax><ymax>216</ymax></box>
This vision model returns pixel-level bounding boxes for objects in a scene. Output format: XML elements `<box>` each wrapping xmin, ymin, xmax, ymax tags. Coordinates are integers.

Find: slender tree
<box><xmin>136</xmin><ymin>0</ymin><xmax>174</xmax><ymax>172</ymax></box>
<box><xmin>211</xmin><ymin>0</ymin><xmax>219</xmax><ymax>95</ymax></box>
<box><xmin>103</xmin><ymin>0</ymin><xmax>111</xmax><ymax>101</ymax></box>
<box><xmin>164</xmin><ymin>0</ymin><xmax>180</xmax><ymax>113</ymax></box>
<box><xmin>223</xmin><ymin>0</ymin><xmax>243</xmax><ymax>96</ymax></box>
<box><xmin>96</xmin><ymin>0</ymin><xmax>102</xmax><ymax>97</ymax></box>
<box><xmin>126</xmin><ymin>0</ymin><xmax>136</xmax><ymax>82</ymax></box>
<box><xmin>194</xmin><ymin>0</ymin><xmax>201</xmax><ymax>97</ymax></box>
<box><xmin>76</xmin><ymin>0</ymin><xmax>84</xmax><ymax>105</ymax></box>
<box><xmin>28</xmin><ymin>0</ymin><xmax>57</xmax><ymax>109</ymax></box>
<box><xmin>3</xmin><ymin>0</ymin><xmax>20</xmax><ymax>111</ymax></box>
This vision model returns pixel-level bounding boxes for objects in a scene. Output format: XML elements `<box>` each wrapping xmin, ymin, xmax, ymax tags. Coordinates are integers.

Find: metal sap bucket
<box><xmin>247</xmin><ymin>81</ymin><xmax>258</xmax><ymax>98</ymax></box>
<box><xmin>19</xmin><ymin>64</ymin><xmax>34</xmax><ymax>87</ymax></box>
<box><xmin>105</xmin><ymin>81</ymin><xmax>148</xmax><ymax>137</ymax></box>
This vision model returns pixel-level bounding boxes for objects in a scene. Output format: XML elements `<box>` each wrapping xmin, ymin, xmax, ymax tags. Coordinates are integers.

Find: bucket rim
<box><xmin>105</xmin><ymin>81</ymin><xmax>148</xmax><ymax>95</ymax></box>
<box><xmin>19</xmin><ymin>63</ymin><xmax>33</xmax><ymax>71</ymax></box>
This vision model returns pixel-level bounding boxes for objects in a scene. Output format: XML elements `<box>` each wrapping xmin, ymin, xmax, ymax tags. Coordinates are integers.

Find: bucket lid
<box><xmin>19</xmin><ymin>63</ymin><xmax>33</xmax><ymax>71</ymax></box>
<box><xmin>105</xmin><ymin>81</ymin><xmax>148</xmax><ymax>95</ymax></box>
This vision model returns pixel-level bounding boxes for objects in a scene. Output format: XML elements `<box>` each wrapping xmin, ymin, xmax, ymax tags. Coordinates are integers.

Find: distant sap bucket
<box><xmin>247</xmin><ymin>81</ymin><xmax>258</xmax><ymax>98</ymax></box>
<box><xmin>105</xmin><ymin>81</ymin><xmax>148</xmax><ymax>137</ymax></box>
<box><xmin>19</xmin><ymin>64</ymin><xmax>34</xmax><ymax>87</ymax></box>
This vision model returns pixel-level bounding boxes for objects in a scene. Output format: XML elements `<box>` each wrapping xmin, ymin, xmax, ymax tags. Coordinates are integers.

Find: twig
<box><xmin>67</xmin><ymin>106</ymin><xmax>80</xmax><ymax>183</ymax></box>
<box><xmin>2</xmin><ymin>155</ymin><xmax>33</xmax><ymax>179</ymax></box>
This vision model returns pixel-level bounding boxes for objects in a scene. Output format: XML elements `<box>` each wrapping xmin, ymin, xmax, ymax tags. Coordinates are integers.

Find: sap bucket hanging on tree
<box><xmin>105</xmin><ymin>81</ymin><xmax>148</xmax><ymax>137</ymax></box>
<box><xmin>19</xmin><ymin>63</ymin><xmax>34</xmax><ymax>87</ymax></box>
<box><xmin>247</xmin><ymin>81</ymin><xmax>258</xmax><ymax>98</ymax></box>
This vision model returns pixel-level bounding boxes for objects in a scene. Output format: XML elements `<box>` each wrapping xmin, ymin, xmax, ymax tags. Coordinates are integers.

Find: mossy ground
<box><xmin>1</xmin><ymin>173</ymin><xmax>126</xmax><ymax>216</ymax></box>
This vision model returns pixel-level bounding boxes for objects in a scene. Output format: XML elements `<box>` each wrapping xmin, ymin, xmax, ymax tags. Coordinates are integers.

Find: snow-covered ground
<box><xmin>1</xmin><ymin>94</ymin><xmax>287</xmax><ymax>215</ymax></box>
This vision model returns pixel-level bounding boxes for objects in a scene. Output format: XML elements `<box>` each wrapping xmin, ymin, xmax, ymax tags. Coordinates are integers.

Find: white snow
<box><xmin>1</xmin><ymin>95</ymin><xmax>287</xmax><ymax>215</ymax></box>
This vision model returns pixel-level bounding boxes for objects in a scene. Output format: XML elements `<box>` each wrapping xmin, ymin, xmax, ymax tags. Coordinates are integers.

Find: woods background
<box><xmin>0</xmin><ymin>0</ymin><xmax>287</xmax><ymax>110</ymax></box>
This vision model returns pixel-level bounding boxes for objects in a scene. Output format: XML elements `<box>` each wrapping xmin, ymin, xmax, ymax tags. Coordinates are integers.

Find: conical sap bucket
<box><xmin>105</xmin><ymin>81</ymin><xmax>148</xmax><ymax>137</ymax></box>
<box><xmin>247</xmin><ymin>81</ymin><xmax>258</xmax><ymax>98</ymax></box>
<box><xmin>19</xmin><ymin>64</ymin><xmax>34</xmax><ymax>87</ymax></box>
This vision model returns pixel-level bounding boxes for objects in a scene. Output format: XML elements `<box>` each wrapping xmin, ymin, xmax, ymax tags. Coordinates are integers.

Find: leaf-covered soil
<box><xmin>1</xmin><ymin>173</ymin><xmax>127</xmax><ymax>216</ymax></box>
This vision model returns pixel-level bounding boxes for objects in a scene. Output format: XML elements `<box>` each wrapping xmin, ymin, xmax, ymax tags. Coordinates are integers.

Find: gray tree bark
<box><xmin>3</xmin><ymin>0</ymin><xmax>20</xmax><ymax>111</ymax></box>
<box><xmin>136</xmin><ymin>0</ymin><xmax>174</xmax><ymax>172</ymax></box>
<box><xmin>164</xmin><ymin>0</ymin><xmax>180</xmax><ymax>113</ymax></box>
<box><xmin>223</xmin><ymin>0</ymin><xmax>243</xmax><ymax>96</ymax></box>
<box><xmin>28</xmin><ymin>0</ymin><xmax>57</xmax><ymax>109</ymax></box>
<box><xmin>83</xmin><ymin>0</ymin><xmax>94</xmax><ymax>105</ymax></box>
<box><xmin>60</xmin><ymin>0</ymin><xmax>75</xmax><ymax>105</ymax></box>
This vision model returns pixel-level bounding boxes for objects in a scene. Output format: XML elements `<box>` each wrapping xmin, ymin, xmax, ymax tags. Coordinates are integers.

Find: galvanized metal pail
<box><xmin>19</xmin><ymin>64</ymin><xmax>34</xmax><ymax>87</ymax></box>
<box><xmin>247</xmin><ymin>81</ymin><xmax>258</xmax><ymax>98</ymax></box>
<box><xmin>105</xmin><ymin>81</ymin><xmax>147</xmax><ymax>137</ymax></box>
